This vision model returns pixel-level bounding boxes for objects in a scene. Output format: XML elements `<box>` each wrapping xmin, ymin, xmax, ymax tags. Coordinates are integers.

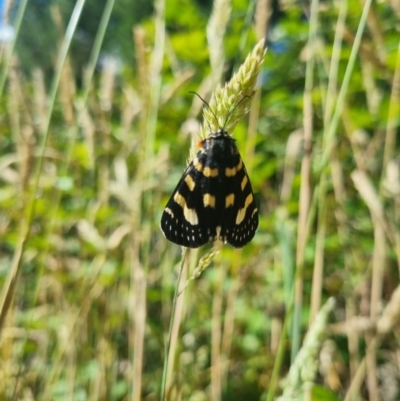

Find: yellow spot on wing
<box><xmin>235</xmin><ymin>194</ymin><xmax>254</xmax><ymax>225</ymax></box>
<box><xmin>225</xmin><ymin>166</ymin><xmax>236</xmax><ymax>177</ymax></box>
<box><xmin>204</xmin><ymin>166</ymin><xmax>218</xmax><ymax>177</ymax></box>
<box><xmin>174</xmin><ymin>192</ymin><xmax>186</xmax><ymax>207</ymax></box>
<box><xmin>174</xmin><ymin>192</ymin><xmax>199</xmax><ymax>225</ymax></box>
<box><xmin>226</xmin><ymin>193</ymin><xmax>235</xmax><ymax>207</ymax></box>
<box><xmin>241</xmin><ymin>175</ymin><xmax>248</xmax><ymax>191</ymax></box>
<box><xmin>194</xmin><ymin>156</ymin><xmax>218</xmax><ymax>177</ymax></box>
<box><xmin>244</xmin><ymin>193</ymin><xmax>253</xmax><ymax>208</ymax></box>
<box><xmin>193</xmin><ymin>157</ymin><xmax>203</xmax><ymax>172</ymax></box>
<box><xmin>226</xmin><ymin>159</ymin><xmax>243</xmax><ymax>177</ymax></box>
<box><xmin>165</xmin><ymin>207</ymin><xmax>174</xmax><ymax>217</ymax></box>
<box><xmin>203</xmin><ymin>193</ymin><xmax>216</xmax><ymax>208</ymax></box>
<box><xmin>184</xmin><ymin>208</ymin><xmax>199</xmax><ymax>225</ymax></box>
<box><xmin>185</xmin><ymin>175</ymin><xmax>196</xmax><ymax>191</ymax></box>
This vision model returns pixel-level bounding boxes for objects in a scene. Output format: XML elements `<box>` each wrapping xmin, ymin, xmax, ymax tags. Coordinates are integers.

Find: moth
<box><xmin>160</xmin><ymin>94</ymin><xmax>258</xmax><ymax>248</ymax></box>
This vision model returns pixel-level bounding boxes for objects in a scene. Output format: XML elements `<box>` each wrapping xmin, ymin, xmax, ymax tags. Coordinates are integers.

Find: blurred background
<box><xmin>0</xmin><ymin>0</ymin><xmax>400</xmax><ymax>400</ymax></box>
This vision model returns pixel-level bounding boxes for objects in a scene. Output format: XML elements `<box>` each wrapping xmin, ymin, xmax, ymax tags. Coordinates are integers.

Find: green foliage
<box><xmin>15</xmin><ymin>0</ymin><xmax>154</xmax><ymax>75</ymax></box>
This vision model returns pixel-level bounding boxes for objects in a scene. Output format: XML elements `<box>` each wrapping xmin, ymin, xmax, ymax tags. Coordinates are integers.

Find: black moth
<box><xmin>160</xmin><ymin>96</ymin><xmax>258</xmax><ymax>248</ymax></box>
<box><xmin>161</xmin><ymin>92</ymin><xmax>258</xmax><ymax>248</ymax></box>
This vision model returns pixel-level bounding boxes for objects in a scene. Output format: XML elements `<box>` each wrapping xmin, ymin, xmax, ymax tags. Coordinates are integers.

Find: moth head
<box><xmin>189</xmin><ymin>91</ymin><xmax>251</xmax><ymax>134</ymax></box>
<box><xmin>207</xmin><ymin>128</ymin><xmax>231</xmax><ymax>139</ymax></box>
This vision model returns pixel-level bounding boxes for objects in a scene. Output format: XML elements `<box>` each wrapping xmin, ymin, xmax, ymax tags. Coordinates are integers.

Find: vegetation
<box><xmin>0</xmin><ymin>0</ymin><xmax>399</xmax><ymax>400</ymax></box>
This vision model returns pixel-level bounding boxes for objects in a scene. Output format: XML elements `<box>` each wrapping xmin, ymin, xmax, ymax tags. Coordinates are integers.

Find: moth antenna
<box><xmin>223</xmin><ymin>95</ymin><xmax>251</xmax><ymax>129</ymax></box>
<box><xmin>189</xmin><ymin>91</ymin><xmax>219</xmax><ymax>128</ymax></box>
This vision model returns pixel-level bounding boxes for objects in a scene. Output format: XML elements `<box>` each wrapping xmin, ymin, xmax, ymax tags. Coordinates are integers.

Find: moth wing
<box><xmin>220</xmin><ymin>160</ymin><xmax>258</xmax><ymax>248</ymax></box>
<box><xmin>160</xmin><ymin>164</ymin><xmax>213</xmax><ymax>248</ymax></box>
